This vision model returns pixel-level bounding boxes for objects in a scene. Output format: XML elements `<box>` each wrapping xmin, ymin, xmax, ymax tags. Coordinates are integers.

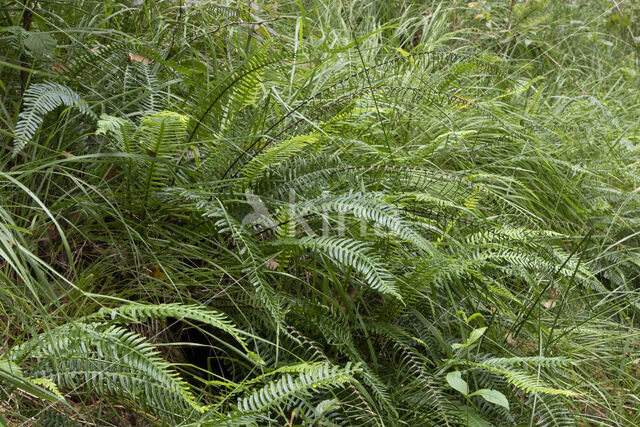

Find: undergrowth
<box><xmin>1</xmin><ymin>0</ymin><xmax>639</xmax><ymax>425</ymax></box>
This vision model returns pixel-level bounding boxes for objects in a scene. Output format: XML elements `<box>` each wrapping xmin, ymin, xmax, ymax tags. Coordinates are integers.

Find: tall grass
<box><xmin>0</xmin><ymin>0</ymin><xmax>639</xmax><ymax>425</ymax></box>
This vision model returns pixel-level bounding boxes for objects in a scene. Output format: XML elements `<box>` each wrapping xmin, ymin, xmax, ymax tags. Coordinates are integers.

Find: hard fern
<box><xmin>272</xmin><ymin>236</ymin><xmax>402</xmax><ymax>300</ymax></box>
<box><xmin>8</xmin><ymin>322</ymin><xmax>209</xmax><ymax>421</ymax></box>
<box><xmin>81</xmin><ymin>302</ymin><xmax>264</xmax><ymax>364</ymax></box>
<box><xmin>14</xmin><ymin>82</ymin><xmax>96</xmax><ymax>156</ymax></box>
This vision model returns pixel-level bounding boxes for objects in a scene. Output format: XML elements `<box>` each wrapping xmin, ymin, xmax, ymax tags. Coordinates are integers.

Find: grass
<box><xmin>0</xmin><ymin>0</ymin><xmax>639</xmax><ymax>425</ymax></box>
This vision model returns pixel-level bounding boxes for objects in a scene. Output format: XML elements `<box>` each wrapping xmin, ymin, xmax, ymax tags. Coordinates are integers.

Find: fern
<box><xmin>140</xmin><ymin>111</ymin><xmax>190</xmax><ymax>198</ymax></box>
<box><xmin>201</xmin><ymin>197</ymin><xmax>284</xmax><ymax>323</ymax></box>
<box><xmin>273</xmin><ymin>236</ymin><xmax>402</xmax><ymax>300</ymax></box>
<box><xmin>83</xmin><ymin>302</ymin><xmax>263</xmax><ymax>364</ymax></box>
<box><xmin>14</xmin><ymin>82</ymin><xmax>96</xmax><ymax>156</ymax></box>
<box><xmin>8</xmin><ymin>322</ymin><xmax>209</xmax><ymax>420</ymax></box>
<box><xmin>235</xmin><ymin>362</ymin><xmax>358</xmax><ymax>413</ymax></box>
<box><xmin>449</xmin><ymin>359</ymin><xmax>581</xmax><ymax>396</ymax></box>
<box><xmin>304</xmin><ymin>193</ymin><xmax>435</xmax><ymax>254</ymax></box>
<box><xmin>96</xmin><ymin>114</ymin><xmax>137</xmax><ymax>153</ymax></box>
<box><xmin>239</xmin><ymin>133</ymin><xmax>321</xmax><ymax>187</ymax></box>
<box><xmin>2</xmin><ymin>2</ymin><xmax>636</xmax><ymax>425</ymax></box>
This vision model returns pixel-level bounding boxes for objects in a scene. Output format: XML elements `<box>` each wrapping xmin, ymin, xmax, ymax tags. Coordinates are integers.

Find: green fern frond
<box><xmin>96</xmin><ymin>114</ymin><xmax>137</xmax><ymax>153</ymax></box>
<box><xmin>139</xmin><ymin>111</ymin><xmax>190</xmax><ymax>197</ymax></box>
<box><xmin>83</xmin><ymin>302</ymin><xmax>262</xmax><ymax>363</ymax></box>
<box><xmin>190</xmin><ymin>48</ymin><xmax>285</xmax><ymax>140</ymax></box>
<box><xmin>239</xmin><ymin>134</ymin><xmax>321</xmax><ymax>187</ymax></box>
<box><xmin>124</xmin><ymin>63</ymin><xmax>162</xmax><ymax>114</ymax></box>
<box><xmin>14</xmin><ymin>82</ymin><xmax>96</xmax><ymax>156</ymax></box>
<box><xmin>9</xmin><ymin>323</ymin><xmax>209</xmax><ymax>419</ymax></box>
<box><xmin>235</xmin><ymin>362</ymin><xmax>358</xmax><ymax>413</ymax></box>
<box><xmin>29</xmin><ymin>377</ymin><xmax>64</xmax><ymax>399</ymax></box>
<box><xmin>273</xmin><ymin>236</ymin><xmax>402</xmax><ymax>300</ymax></box>
<box><xmin>481</xmin><ymin>356</ymin><xmax>574</xmax><ymax>368</ymax></box>
<box><xmin>304</xmin><ymin>193</ymin><xmax>434</xmax><ymax>254</ymax></box>
<box><xmin>449</xmin><ymin>360</ymin><xmax>580</xmax><ymax>396</ymax></box>
<box><xmin>202</xmin><ymin>198</ymin><xmax>284</xmax><ymax>322</ymax></box>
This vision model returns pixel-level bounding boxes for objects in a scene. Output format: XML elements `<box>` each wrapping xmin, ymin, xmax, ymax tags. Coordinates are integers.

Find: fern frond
<box><xmin>96</xmin><ymin>114</ymin><xmax>137</xmax><ymax>153</ymax></box>
<box><xmin>83</xmin><ymin>302</ymin><xmax>262</xmax><ymax>363</ymax></box>
<box><xmin>235</xmin><ymin>362</ymin><xmax>358</xmax><ymax>413</ymax></box>
<box><xmin>273</xmin><ymin>236</ymin><xmax>402</xmax><ymax>300</ymax></box>
<box><xmin>449</xmin><ymin>360</ymin><xmax>580</xmax><ymax>396</ymax></box>
<box><xmin>202</xmin><ymin>198</ymin><xmax>283</xmax><ymax>322</ymax></box>
<box><xmin>9</xmin><ymin>323</ymin><xmax>209</xmax><ymax>420</ymax></box>
<box><xmin>481</xmin><ymin>356</ymin><xmax>574</xmax><ymax>368</ymax></box>
<box><xmin>14</xmin><ymin>82</ymin><xmax>96</xmax><ymax>156</ymax></box>
<box><xmin>190</xmin><ymin>48</ymin><xmax>285</xmax><ymax>141</ymax></box>
<box><xmin>239</xmin><ymin>134</ymin><xmax>321</xmax><ymax>187</ymax></box>
<box><xmin>140</xmin><ymin>111</ymin><xmax>190</xmax><ymax>198</ymax></box>
<box><xmin>303</xmin><ymin>193</ymin><xmax>434</xmax><ymax>254</ymax></box>
<box><xmin>124</xmin><ymin>62</ymin><xmax>162</xmax><ymax>114</ymax></box>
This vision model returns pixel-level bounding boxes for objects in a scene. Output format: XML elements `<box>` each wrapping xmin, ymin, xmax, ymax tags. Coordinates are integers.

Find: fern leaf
<box><xmin>449</xmin><ymin>360</ymin><xmax>580</xmax><ymax>396</ymax></box>
<box><xmin>14</xmin><ymin>82</ymin><xmax>96</xmax><ymax>156</ymax></box>
<box><xmin>236</xmin><ymin>362</ymin><xmax>358</xmax><ymax>413</ymax></box>
<box><xmin>8</xmin><ymin>323</ymin><xmax>209</xmax><ymax>419</ymax></box>
<box><xmin>84</xmin><ymin>302</ymin><xmax>262</xmax><ymax>363</ymax></box>
<box><xmin>306</xmin><ymin>193</ymin><xmax>434</xmax><ymax>254</ymax></box>
<box><xmin>140</xmin><ymin>111</ymin><xmax>190</xmax><ymax>198</ymax></box>
<box><xmin>96</xmin><ymin>114</ymin><xmax>137</xmax><ymax>153</ymax></box>
<box><xmin>202</xmin><ymin>198</ymin><xmax>284</xmax><ymax>322</ymax></box>
<box><xmin>273</xmin><ymin>236</ymin><xmax>402</xmax><ymax>300</ymax></box>
<box><xmin>239</xmin><ymin>134</ymin><xmax>320</xmax><ymax>186</ymax></box>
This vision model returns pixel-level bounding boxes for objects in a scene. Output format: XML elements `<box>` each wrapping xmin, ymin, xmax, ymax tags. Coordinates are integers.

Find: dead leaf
<box><xmin>266</xmin><ymin>258</ymin><xmax>279</xmax><ymax>270</ymax></box>
<box><xmin>47</xmin><ymin>223</ymin><xmax>59</xmax><ymax>244</ymax></box>
<box><xmin>541</xmin><ymin>300</ymin><xmax>557</xmax><ymax>309</ymax></box>
<box><xmin>151</xmin><ymin>265</ymin><xmax>166</xmax><ymax>280</ymax></box>
<box><xmin>107</xmin><ymin>166</ymin><xmax>119</xmax><ymax>180</ymax></box>
<box><xmin>127</xmin><ymin>52</ymin><xmax>151</xmax><ymax>65</ymax></box>
<box><xmin>51</xmin><ymin>60</ymin><xmax>70</xmax><ymax>73</ymax></box>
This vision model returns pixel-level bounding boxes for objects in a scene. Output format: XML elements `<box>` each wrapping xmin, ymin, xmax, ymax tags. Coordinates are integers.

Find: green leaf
<box><xmin>446</xmin><ymin>371</ymin><xmax>468</xmax><ymax>395</ymax></box>
<box><xmin>0</xmin><ymin>360</ymin><xmax>65</xmax><ymax>405</ymax></box>
<box><xmin>469</xmin><ymin>388</ymin><xmax>510</xmax><ymax>410</ymax></box>
<box><xmin>4</xmin><ymin>26</ymin><xmax>25</xmax><ymax>36</ymax></box>
<box><xmin>247</xmin><ymin>351</ymin><xmax>266</xmax><ymax>365</ymax></box>
<box><xmin>451</xmin><ymin>406</ymin><xmax>494</xmax><ymax>427</ymax></box>
<box><xmin>467</xmin><ymin>327</ymin><xmax>487</xmax><ymax>345</ymax></box>
<box><xmin>24</xmin><ymin>32</ymin><xmax>57</xmax><ymax>56</ymax></box>
<box><xmin>0</xmin><ymin>360</ymin><xmax>21</xmax><ymax>375</ymax></box>
<box><xmin>30</xmin><ymin>377</ymin><xmax>65</xmax><ymax>399</ymax></box>
<box><xmin>452</xmin><ymin>327</ymin><xmax>487</xmax><ymax>349</ymax></box>
<box><xmin>315</xmin><ymin>399</ymin><xmax>340</xmax><ymax>418</ymax></box>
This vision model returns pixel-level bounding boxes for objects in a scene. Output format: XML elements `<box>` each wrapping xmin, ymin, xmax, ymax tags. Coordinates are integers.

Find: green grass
<box><xmin>0</xmin><ymin>0</ymin><xmax>639</xmax><ymax>425</ymax></box>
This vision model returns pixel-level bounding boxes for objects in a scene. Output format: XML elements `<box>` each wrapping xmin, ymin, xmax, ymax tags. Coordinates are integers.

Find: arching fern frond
<box><xmin>201</xmin><ymin>198</ymin><xmax>283</xmax><ymax>323</ymax></box>
<box><xmin>239</xmin><ymin>134</ymin><xmax>321</xmax><ymax>187</ymax></box>
<box><xmin>82</xmin><ymin>302</ymin><xmax>264</xmax><ymax>364</ymax></box>
<box><xmin>235</xmin><ymin>362</ymin><xmax>358</xmax><ymax>414</ymax></box>
<box><xmin>139</xmin><ymin>111</ymin><xmax>190</xmax><ymax>197</ymax></box>
<box><xmin>96</xmin><ymin>114</ymin><xmax>137</xmax><ymax>152</ymax></box>
<box><xmin>448</xmin><ymin>359</ymin><xmax>581</xmax><ymax>396</ymax></box>
<box><xmin>273</xmin><ymin>236</ymin><xmax>402</xmax><ymax>300</ymax></box>
<box><xmin>8</xmin><ymin>323</ymin><xmax>209</xmax><ymax>421</ymax></box>
<box><xmin>14</xmin><ymin>82</ymin><xmax>96</xmax><ymax>156</ymax></box>
<box><xmin>304</xmin><ymin>193</ymin><xmax>435</xmax><ymax>254</ymax></box>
